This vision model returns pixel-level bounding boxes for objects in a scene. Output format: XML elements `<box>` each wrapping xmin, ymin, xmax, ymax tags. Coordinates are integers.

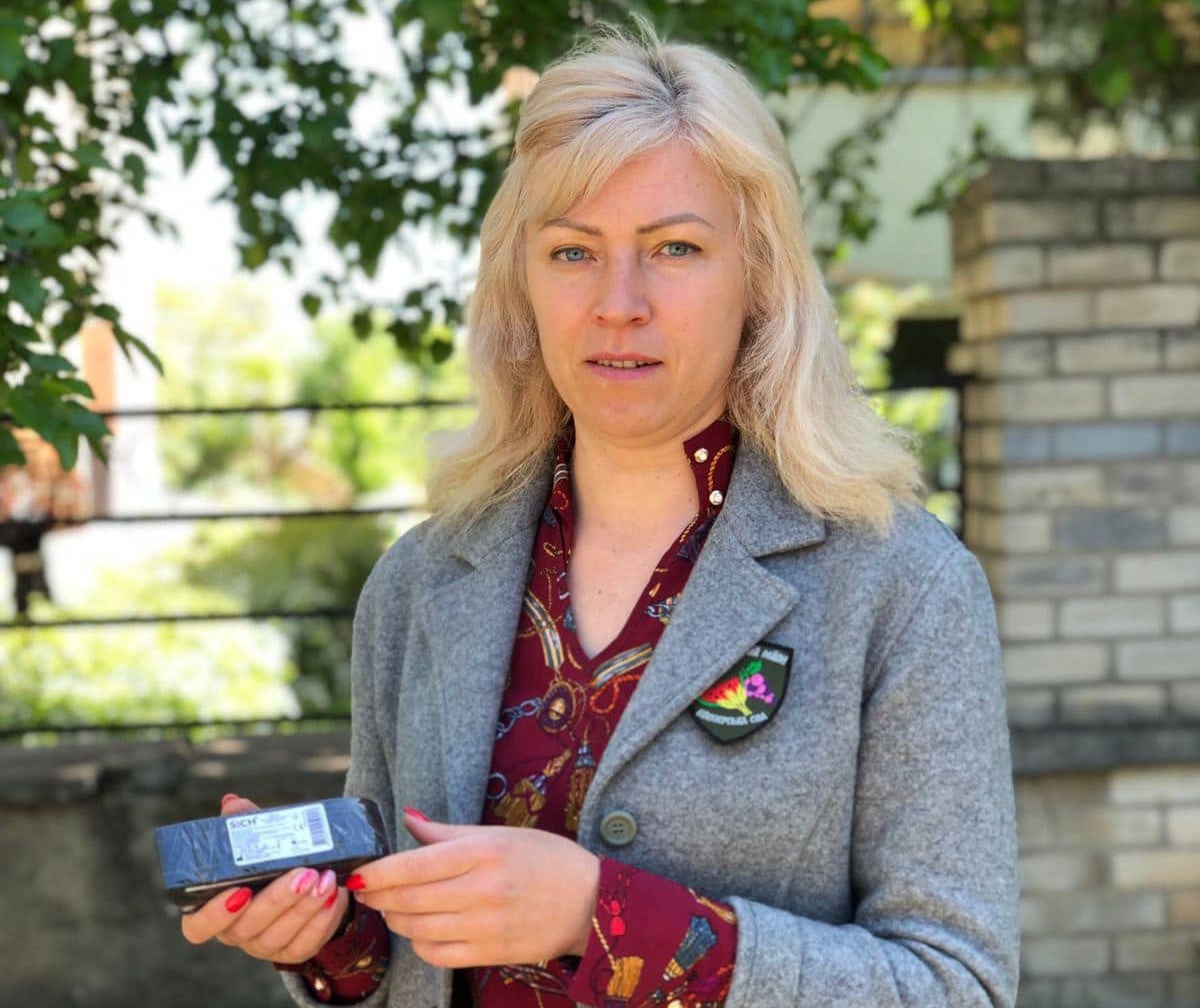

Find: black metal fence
<box><xmin>0</xmin><ymin>398</ymin><xmax>472</xmax><ymax>742</ymax></box>
<box><xmin>0</xmin><ymin>385</ymin><xmax>962</xmax><ymax>742</ymax></box>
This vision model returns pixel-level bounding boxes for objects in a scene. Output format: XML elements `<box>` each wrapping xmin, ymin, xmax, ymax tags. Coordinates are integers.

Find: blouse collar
<box><xmin>549</xmin><ymin>418</ymin><xmax>738</xmax><ymax>528</ymax></box>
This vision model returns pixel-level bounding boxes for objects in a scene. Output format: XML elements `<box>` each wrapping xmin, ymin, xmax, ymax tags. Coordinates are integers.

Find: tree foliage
<box><xmin>2</xmin><ymin>0</ymin><xmax>1196</xmax><ymax>472</ymax></box>
<box><xmin>904</xmin><ymin>0</ymin><xmax>1199</xmax><ymax>218</ymax></box>
<box><xmin>0</xmin><ymin>0</ymin><xmax>888</xmax><ymax>471</ymax></box>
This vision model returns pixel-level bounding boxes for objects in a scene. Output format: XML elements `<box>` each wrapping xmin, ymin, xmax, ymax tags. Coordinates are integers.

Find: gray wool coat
<box><xmin>281</xmin><ymin>439</ymin><xmax>1020</xmax><ymax>1008</ymax></box>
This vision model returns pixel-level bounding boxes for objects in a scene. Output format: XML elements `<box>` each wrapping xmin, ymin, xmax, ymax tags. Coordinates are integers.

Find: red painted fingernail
<box><xmin>220</xmin><ymin>793</ymin><xmax>239</xmax><ymax>805</ymax></box>
<box><xmin>225</xmin><ymin>887</ymin><xmax>252</xmax><ymax>913</ymax></box>
<box><xmin>345</xmin><ymin>873</ymin><xmax>365</xmax><ymax>891</ymax></box>
<box><xmin>403</xmin><ymin>806</ymin><xmax>429</xmax><ymax>822</ymax></box>
<box><xmin>323</xmin><ymin>891</ymin><xmax>338</xmax><ymax>910</ymax></box>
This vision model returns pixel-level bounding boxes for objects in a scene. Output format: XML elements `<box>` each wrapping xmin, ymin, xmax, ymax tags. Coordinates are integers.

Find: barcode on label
<box><xmin>306</xmin><ymin>805</ymin><xmax>330</xmax><ymax>847</ymax></box>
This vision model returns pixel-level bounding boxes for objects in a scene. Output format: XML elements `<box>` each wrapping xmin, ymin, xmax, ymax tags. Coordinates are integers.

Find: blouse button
<box><xmin>599</xmin><ymin>810</ymin><xmax>638</xmax><ymax>847</ymax></box>
<box><xmin>709</xmin><ymin>489</ymin><xmax>724</xmax><ymax>506</ymax></box>
<box><xmin>692</xmin><ymin>447</ymin><xmax>709</xmax><ymax>464</ymax></box>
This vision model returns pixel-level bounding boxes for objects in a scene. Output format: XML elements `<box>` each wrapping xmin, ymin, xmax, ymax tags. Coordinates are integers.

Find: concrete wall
<box><xmin>951</xmin><ymin>157</ymin><xmax>1200</xmax><ymax>1008</ymax></box>
<box><xmin>1</xmin><ymin>732</ymin><xmax>351</xmax><ymax>1008</ymax></box>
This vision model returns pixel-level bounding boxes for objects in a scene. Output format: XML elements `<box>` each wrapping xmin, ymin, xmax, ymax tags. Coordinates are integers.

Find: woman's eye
<box><xmin>553</xmin><ymin>246</ymin><xmax>588</xmax><ymax>263</ymax></box>
<box><xmin>662</xmin><ymin>241</ymin><xmax>697</xmax><ymax>258</ymax></box>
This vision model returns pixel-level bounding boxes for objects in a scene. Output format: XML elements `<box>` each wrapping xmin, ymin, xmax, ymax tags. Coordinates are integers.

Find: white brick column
<box><xmin>950</xmin><ymin>159</ymin><xmax>1200</xmax><ymax>1008</ymax></box>
<box><xmin>950</xmin><ymin>158</ymin><xmax>1200</xmax><ymax>731</ymax></box>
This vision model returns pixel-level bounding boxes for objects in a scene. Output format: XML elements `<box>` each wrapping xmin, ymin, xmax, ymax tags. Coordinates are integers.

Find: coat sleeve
<box><xmin>279</xmin><ymin>550</ymin><xmax>404</xmax><ymax>1008</ymax></box>
<box><xmin>723</xmin><ymin>546</ymin><xmax>1020</xmax><ymax>1008</ymax></box>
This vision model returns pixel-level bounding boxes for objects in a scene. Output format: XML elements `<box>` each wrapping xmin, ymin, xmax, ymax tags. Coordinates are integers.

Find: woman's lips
<box><xmin>585</xmin><ymin>358</ymin><xmax>662</xmax><ymax>378</ymax></box>
<box><xmin>592</xmin><ymin>359</ymin><xmax>655</xmax><ymax>369</ymax></box>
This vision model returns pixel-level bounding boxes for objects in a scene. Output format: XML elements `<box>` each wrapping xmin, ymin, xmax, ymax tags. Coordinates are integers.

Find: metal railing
<box><xmin>0</xmin><ymin>397</ymin><xmax>475</xmax><ymax>742</ymax></box>
<box><xmin>1</xmin><ymin>386</ymin><xmax>961</xmax><ymax>741</ymax></box>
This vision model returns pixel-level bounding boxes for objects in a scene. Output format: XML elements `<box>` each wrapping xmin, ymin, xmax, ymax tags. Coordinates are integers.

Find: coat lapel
<box><xmin>419</xmin><ymin>439</ymin><xmax>824</xmax><ymax>827</ymax></box>
<box><xmin>420</xmin><ymin>466</ymin><xmax>551</xmax><ymax>825</ymax></box>
<box><xmin>583</xmin><ymin>440</ymin><xmax>826</xmax><ymax>809</ymax></box>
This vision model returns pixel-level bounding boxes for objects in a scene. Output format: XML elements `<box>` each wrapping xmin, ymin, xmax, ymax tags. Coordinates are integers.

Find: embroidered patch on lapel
<box><xmin>690</xmin><ymin>642</ymin><xmax>792</xmax><ymax>743</ymax></box>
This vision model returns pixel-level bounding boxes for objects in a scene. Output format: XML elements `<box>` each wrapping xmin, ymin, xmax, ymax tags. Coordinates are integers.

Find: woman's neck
<box><xmin>569</xmin><ymin>431</ymin><xmax>700</xmax><ymax>539</ymax></box>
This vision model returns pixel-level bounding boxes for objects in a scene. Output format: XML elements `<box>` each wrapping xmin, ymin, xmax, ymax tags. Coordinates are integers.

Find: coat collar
<box><xmin>713</xmin><ymin>436</ymin><xmax>827</xmax><ymax>557</ymax></box>
<box><xmin>421</xmin><ymin>436</ymin><xmax>826</xmax><ymax>826</ymax></box>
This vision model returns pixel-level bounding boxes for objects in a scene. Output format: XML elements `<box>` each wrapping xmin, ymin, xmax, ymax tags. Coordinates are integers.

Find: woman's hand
<box><xmin>179</xmin><ymin>794</ymin><xmax>351</xmax><ymax>964</ymax></box>
<box><xmin>349</xmin><ymin>811</ymin><xmax>600</xmax><ymax>969</ymax></box>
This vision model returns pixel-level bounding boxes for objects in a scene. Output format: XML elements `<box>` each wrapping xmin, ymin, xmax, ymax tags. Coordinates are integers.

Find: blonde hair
<box><xmin>429</xmin><ymin>22</ymin><xmax>922</xmax><ymax>532</ymax></box>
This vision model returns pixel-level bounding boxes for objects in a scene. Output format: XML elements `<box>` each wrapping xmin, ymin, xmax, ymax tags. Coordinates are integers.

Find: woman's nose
<box><xmin>592</xmin><ymin>255</ymin><xmax>650</xmax><ymax>328</ymax></box>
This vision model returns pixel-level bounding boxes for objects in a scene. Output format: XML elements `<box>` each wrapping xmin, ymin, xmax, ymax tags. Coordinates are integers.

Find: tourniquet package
<box><xmin>155</xmin><ymin>796</ymin><xmax>390</xmax><ymax>912</ymax></box>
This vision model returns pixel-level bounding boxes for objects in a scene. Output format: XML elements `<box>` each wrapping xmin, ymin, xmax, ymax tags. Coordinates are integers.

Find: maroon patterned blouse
<box><xmin>470</xmin><ymin>418</ymin><xmax>739</xmax><ymax>1008</ymax></box>
<box><xmin>289</xmin><ymin>419</ymin><xmax>740</xmax><ymax>1007</ymax></box>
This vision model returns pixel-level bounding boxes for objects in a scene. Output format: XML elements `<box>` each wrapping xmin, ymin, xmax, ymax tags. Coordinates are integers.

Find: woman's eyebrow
<box><xmin>540</xmin><ymin>212</ymin><xmax>715</xmax><ymax>234</ymax></box>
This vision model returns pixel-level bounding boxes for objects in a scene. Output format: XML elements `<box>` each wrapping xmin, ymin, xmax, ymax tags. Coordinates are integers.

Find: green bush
<box><xmin>180</xmin><ymin>515</ymin><xmax>405</xmax><ymax>713</ymax></box>
<box><xmin>0</xmin><ymin>584</ymin><xmax>298</xmax><ymax>731</ymax></box>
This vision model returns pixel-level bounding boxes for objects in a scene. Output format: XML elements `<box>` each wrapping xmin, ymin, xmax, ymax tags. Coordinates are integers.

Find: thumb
<box><xmin>219</xmin><ymin>793</ymin><xmax>261</xmax><ymax>817</ymax></box>
<box><xmin>402</xmin><ymin>808</ymin><xmax>461</xmax><ymax>845</ymax></box>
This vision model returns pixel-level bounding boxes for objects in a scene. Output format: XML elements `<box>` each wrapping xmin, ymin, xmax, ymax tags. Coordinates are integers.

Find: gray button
<box><xmin>599</xmin><ymin>810</ymin><xmax>637</xmax><ymax>847</ymax></box>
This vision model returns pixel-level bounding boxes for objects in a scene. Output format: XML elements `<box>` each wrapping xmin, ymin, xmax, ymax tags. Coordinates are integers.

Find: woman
<box><xmin>182</xmin><ymin>24</ymin><xmax>1020</xmax><ymax>1008</ymax></box>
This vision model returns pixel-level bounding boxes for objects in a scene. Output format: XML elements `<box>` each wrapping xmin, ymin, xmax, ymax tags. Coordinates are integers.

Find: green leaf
<box><xmin>351</xmin><ymin>309</ymin><xmax>372</xmax><ymax>339</ymax></box>
<box><xmin>123</xmin><ymin>153</ymin><xmax>148</xmax><ymax>192</ymax></box>
<box><xmin>422</xmin><ymin>0</ymin><xmax>463</xmax><ymax>37</ymax></box>
<box><xmin>0</xmin><ymin>28</ymin><xmax>24</xmax><ymax>79</ymax></box>
<box><xmin>429</xmin><ymin>338</ymin><xmax>454</xmax><ymax>364</ymax></box>
<box><xmin>109</xmin><ymin>323</ymin><xmax>163</xmax><ymax>374</ymax></box>
<box><xmin>26</xmin><ymin>353</ymin><xmax>74</xmax><ymax>373</ymax></box>
<box><xmin>857</xmin><ymin>49</ymin><xmax>891</xmax><ymax>90</ymax></box>
<box><xmin>44</xmin><ymin>376</ymin><xmax>95</xmax><ymax>399</ymax></box>
<box><xmin>62</xmin><ymin>400</ymin><xmax>111</xmax><ymax>441</ymax></box>
<box><xmin>73</xmin><ymin>143</ymin><xmax>110</xmax><ymax>171</ymax></box>
<box><xmin>0</xmin><ymin>424</ymin><xmax>23</xmax><ymax>467</ymax></box>
<box><xmin>1152</xmin><ymin>29</ymin><xmax>1177</xmax><ymax>64</ymax></box>
<box><xmin>180</xmin><ymin>133</ymin><xmax>201</xmax><ymax>173</ymax></box>
<box><xmin>0</xmin><ymin>322</ymin><xmax>38</xmax><ymax>349</ymax></box>
<box><xmin>28</xmin><ymin>221</ymin><xmax>67</xmax><ymax>249</ymax></box>
<box><xmin>386</xmin><ymin>318</ymin><xmax>414</xmax><ymax>347</ymax></box>
<box><xmin>3</xmin><ymin>200</ymin><xmax>47</xmax><ymax>233</ymax></box>
<box><xmin>9</xmin><ymin>269</ymin><xmax>48</xmax><ymax>318</ymax></box>
<box><xmin>46</xmin><ymin>37</ymin><xmax>74</xmax><ymax>75</ymax></box>
<box><xmin>242</xmin><ymin>241</ymin><xmax>269</xmax><ymax>269</ymax></box>
<box><xmin>301</xmin><ymin>293</ymin><xmax>322</xmax><ymax>318</ymax></box>
<box><xmin>7</xmin><ymin>386</ymin><xmax>48</xmax><ymax>432</ymax></box>
<box><xmin>47</xmin><ymin>427</ymin><xmax>79</xmax><ymax>470</ymax></box>
<box><xmin>1094</xmin><ymin>65</ymin><xmax>1132</xmax><ymax>109</ymax></box>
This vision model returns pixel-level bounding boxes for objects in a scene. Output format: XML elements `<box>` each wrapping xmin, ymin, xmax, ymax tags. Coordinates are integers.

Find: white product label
<box><xmin>226</xmin><ymin>804</ymin><xmax>333</xmax><ymax>867</ymax></box>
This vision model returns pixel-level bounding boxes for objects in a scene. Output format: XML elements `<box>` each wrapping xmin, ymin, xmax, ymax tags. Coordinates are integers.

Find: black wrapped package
<box><xmin>155</xmin><ymin>796</ymin><xmax>390</xmax><ymax>912</ymax></box>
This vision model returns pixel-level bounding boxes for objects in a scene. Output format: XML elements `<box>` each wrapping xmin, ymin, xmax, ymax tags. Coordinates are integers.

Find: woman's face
<box><xmin>524</xmin><ymin>139</ymin><xmax>747</xmax><ymax>451</ymax></box>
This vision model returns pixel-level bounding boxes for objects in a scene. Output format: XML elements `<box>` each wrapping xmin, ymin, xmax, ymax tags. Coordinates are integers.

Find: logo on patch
<box><xmin>690</xmin><ymin>642</ymin><xmax>792</xmax><ymax>743</ymax></box>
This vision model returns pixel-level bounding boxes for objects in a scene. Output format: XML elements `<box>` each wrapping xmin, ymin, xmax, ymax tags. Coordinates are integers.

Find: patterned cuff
<box><xmin>274</xmin><ymin>898</ymin><xmax>390</xmax><ymax>1004</ymax></box>
<box><xmin>565</xmin><ymin>857</ymin><xmax>737</xmax><ymax>1008</ymax></box>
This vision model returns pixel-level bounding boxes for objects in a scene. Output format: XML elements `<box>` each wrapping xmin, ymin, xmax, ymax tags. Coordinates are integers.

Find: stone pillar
<box><xmin>950</xmin><ymin>158</ymin><xmax>1200</xmax><ymax>1008</ymax></box>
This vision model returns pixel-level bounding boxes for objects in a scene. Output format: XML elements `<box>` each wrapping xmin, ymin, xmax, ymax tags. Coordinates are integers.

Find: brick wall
<box><xmin>1017</xmin><ymin>767</ymin><xmax>1200</xmax><ymax>1007</ymax></box>
<box><xmin>951</xmin><ymin>158</ymin><xmax>1200</xmax><ymax>1007</ymax></box>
